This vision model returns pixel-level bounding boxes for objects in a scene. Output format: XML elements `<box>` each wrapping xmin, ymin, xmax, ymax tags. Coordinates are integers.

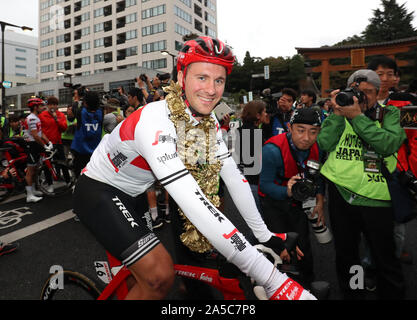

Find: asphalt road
<box><xmin>0</xmin><ymin>187</ymin><xmax>416</xmax><ymax>300</ymax></box>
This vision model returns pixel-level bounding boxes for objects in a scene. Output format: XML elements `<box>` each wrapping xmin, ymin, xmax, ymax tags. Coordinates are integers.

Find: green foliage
<box><xmin>332</xmin><ymin>0</ymin><xmax>417</xmax><ymax>46</ymax></box>
<box><xmin>226</xmin><ymin>52</ymin><xmax>307</xmax><ymax>103</ymax></box>
<box><xmin>362</xmin><ymin>0</ymin><xmax>417</xmax><ymax>43</ymax></box>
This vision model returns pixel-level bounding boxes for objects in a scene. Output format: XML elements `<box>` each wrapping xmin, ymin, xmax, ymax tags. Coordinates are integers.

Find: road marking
<box><xmin>0</xmin><ymin>210</ymin><xmax>75</xmax><ymax>244</ymax></box>
<box><xmin>2</xmin><ymin>193</ymin><xmax>25</xmax><ymax>204</ymax></box>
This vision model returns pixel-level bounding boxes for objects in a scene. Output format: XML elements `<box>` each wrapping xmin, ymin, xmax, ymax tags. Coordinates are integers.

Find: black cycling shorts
<box><xmin>26</xmin><ymin>141</ymin><xmax>43</xmax><ymax>166</ymax></box>
<box><xmin>73</xmin><ymin>174</ymin><xmax>160</xmax><ymax>267</ymax></box>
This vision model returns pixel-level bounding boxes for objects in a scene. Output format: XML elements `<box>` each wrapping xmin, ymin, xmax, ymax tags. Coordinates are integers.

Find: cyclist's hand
<box><xmin>270</xmin><ymin>278</ymin><xmax>317</xmax><ymax>300</ymax></box>
<box><xmin>295</xmin><ymin>246</ymin><xmax>304</xmax><ymax>261</ymax></box>
<box><xmin>262</xmin><ymin>233</ymin><xmax>286</xmax><ymax>257</ymax></box>
<box><xmin>280</xmin><ymin>249</ymin><xmax>291</xmax><ymax>263</ymax></box>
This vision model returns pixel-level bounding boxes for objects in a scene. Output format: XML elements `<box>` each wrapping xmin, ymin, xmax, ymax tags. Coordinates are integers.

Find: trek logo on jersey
<box><xmin>112</xmin><ymin>196</ymin><xmax>139</xmax><ymax>228</ymax></box>
<box><xmin>194</xmin><ymin>189</ymin><xmax>225</xmax><ymax>223</ymax></box>
<box><xmin>152</xmin><ymin>130</ymin><xmax>177</xmax><ymax>146</ymax></box>
<box><xmin>223</xmin><ymin>228</ymin><xmax>247</xmax><ymax>252</ymax></box>
<box><xmin>157</xmin><ymin>152</ymin><xmax>178</xmax><ymax>164</ymax></box>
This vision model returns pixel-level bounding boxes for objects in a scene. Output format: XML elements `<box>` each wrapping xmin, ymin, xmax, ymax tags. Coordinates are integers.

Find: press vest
<box><xmin>320</xmin><ymin>118</ymin><xmax>397</xmax><ymax>201</ymax></box>
<box><xmin>259</xmin><ymin>133</ymin><xmax>319</xmax><ymax>197</ymax></box>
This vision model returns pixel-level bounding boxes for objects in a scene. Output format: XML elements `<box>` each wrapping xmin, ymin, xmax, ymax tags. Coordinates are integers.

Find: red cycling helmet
<box><xmin>27</xmin><ymin>97</ymin><xmax>45</xmax><ymax>108</ymax></box>
<box><xmin>177</xmin><ymin>37</ymin><xmax>235</xmax><ymax>76</ymax></box>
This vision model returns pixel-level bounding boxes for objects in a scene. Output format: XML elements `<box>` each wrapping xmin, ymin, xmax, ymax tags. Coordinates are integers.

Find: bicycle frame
<box><xmin>97</xmin><ymin>251</ymin><xmax>246</xmax><ymax>300</ymax></box>
<box><xmin>39</xmin><ymin>150</ymin><xmax>59</xmax><ymax>181</ymax></box>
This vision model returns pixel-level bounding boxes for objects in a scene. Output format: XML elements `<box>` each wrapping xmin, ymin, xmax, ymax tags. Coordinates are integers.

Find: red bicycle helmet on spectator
<box><xmin>177</xmin><ymin>37</ymin><xmax>235</xmax><ymax>77</ymax></box>
<box><xmin>27</xmin><ymin>97</ymin><xmax>45</xmax><ymax>109</ymax></box>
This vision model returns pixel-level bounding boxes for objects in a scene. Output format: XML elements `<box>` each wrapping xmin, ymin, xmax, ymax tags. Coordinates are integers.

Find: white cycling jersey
<box><xmin>84</xmin><ymin>99</ymin><xmax>289</xmax><ymax>297</ymax></box>
<box><xmin>23</xmin><ymin>113</ymin><xmax>42</xmax><ymax>142</ymax></box>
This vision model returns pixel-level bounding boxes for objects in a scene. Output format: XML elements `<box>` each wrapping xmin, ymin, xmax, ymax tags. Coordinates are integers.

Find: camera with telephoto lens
<box><xmin>291</xmin><ymin>160</ymin><xmax>321</xmax><ymax>202</ymax></box>
<box><xmin>335</xmin><ymin>86</ymin><xmax>366</xmax><ymax>107</ymax></box>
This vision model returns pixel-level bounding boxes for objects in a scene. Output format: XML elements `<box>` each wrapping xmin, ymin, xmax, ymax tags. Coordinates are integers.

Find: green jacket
<box><xmin>317</xmin><ymin>105</ymin><xmax>406</xmax><ymax>207</ymax></box>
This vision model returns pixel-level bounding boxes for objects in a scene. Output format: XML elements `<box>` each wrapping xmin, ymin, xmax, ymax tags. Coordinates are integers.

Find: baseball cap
<box><xmin>347</xmin><ymin>69</ymin><xmax>381</xmax><ymax>90</ymax></box>
<box><xmin>289</xmin><ymin>108</ymin><xmax>322</xmax><ymax>127</ymax></box>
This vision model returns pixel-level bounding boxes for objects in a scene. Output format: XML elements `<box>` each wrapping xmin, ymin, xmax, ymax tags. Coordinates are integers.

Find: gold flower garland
<box><xmin>164</xmin><ymin>81</ymin><xmax>222</xmax><ymax>253</ymax></box>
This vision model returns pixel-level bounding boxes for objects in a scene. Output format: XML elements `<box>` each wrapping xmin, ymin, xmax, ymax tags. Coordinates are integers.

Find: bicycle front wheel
<box><xmin>40</xmin><ymin>270</ymin><xmax>102</xmax><ymax>300</ymax></box>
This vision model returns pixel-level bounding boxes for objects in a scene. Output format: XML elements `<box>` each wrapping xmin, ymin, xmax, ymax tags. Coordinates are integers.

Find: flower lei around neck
<box><xmin>164</xmin><ymin>81</ymin><xmax>222</xmax><ymax>253</ymax></box>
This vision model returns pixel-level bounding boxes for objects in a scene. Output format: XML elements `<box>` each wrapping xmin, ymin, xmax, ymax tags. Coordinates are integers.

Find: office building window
<box><xmin>174</xmin><ymin>6</ymin><xmax>192</xmax><ymax>24</ymax></box>
<box><xmin>126</xmin><ymin>29</ymin><xmax>137</xmax><ymax>40</ymax></box>
<box><xmin>175</xmin><ymin>23</ymin><xmax>191</xmax><ymax>36</ymax></box>
<box><xmin>126</xmin><ymin>0</ymin><xmax>136</xmax><ymax>8</ymax></box>
<box><xmin>94</xmin><ymin>38</ymin><xmax>104</xmax><ymax>48</ymax></box>
<box><xmin>142</xmin><ymin>40</ymin><xmax>166</xmax><ymax>53</ymax></box>
<box><xmin>94</xmin><ymin>7</ymin><xmax>104</xmax><ymax>18</ymax></box>
<box><xmin>126</xmin><ymin>46</ymin><xmax>138</xmax><ymax>57</ymax></box>
<box><xmin>142</xmin><ymin>58</ymin><xmax>167</xmax><ymax>69</ymax></box>
<box><xmin>179</xmin><ymin>0</ymin><xmax>191</xmax><ymax>7</ymax></box>
<box><xmin>142</xmin><ymin>4</ymin><xmax>166</xmax><ymax>19</ymax></box>
<box><xmin>81</xmin><ymin>56</ymin><xmax>91</xmax><ymax>65</ymax></box>
<box><xmin>40</xmin><ymin>51</ymin><xmax>54</xmax><ymax>61</ymax></box>
<box><xmin>41</xmin><ymin>64</ymin><xmax>54</xmax><ymax>73</ymax></box>
<box><xmin>142</xmin><ymin>22</ymin><xmax>166</xmax><ymax>36</ymax></box>
<box><xmin>94</xmin><ymin>22</ymin><xmax>104</xmax><ymax>32</ymax></box>
<box><xmin>81</xmin><ymin>41</ymin><xmax>90</xmax><ymax>51</ymax></box>
<box><xmin>126</xmin><ymin>12</ymin><xmax>137</xmax><ymax>24</ymax></box>
<box><xmin>81</xmin><ymin>26</ymin><xmax>90</xmax><ymax>36</ymax></box>
<box><xmin>94</xmin><ymin>53</ymin><xmax>105</xmax><ymax>63</ymax></box>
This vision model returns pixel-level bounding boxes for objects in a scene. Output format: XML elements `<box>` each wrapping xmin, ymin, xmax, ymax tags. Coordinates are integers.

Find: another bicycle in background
<box><xmin>0</xmin><ymin>139</ymin><xmax>75</xmax><ymax>202</ymax></box>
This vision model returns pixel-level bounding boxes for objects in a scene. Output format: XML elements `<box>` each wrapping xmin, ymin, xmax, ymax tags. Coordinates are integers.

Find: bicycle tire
<box><xmin>40</xmin><ymin>270</ymin><xmax>102</xmax><ymax>300</ymax></box>
<box><xmin>36</xmin><ymin>161</ymin><xmax>75</xmax><ymax>197</ymax></box>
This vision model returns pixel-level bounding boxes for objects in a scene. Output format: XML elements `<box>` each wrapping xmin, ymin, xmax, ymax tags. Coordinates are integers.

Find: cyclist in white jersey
<box><xmin>73</xmin><ymin>37</ymin><xmax>316</xmax><ymax>300</ymax></box>
<box><xmin>22</xmin><ymin>98</ymin><xmax>53</xmax><ymax>203</ymax></box>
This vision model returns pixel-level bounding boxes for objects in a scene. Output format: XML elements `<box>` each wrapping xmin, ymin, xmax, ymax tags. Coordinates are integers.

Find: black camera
<box><xmin>292</xmin><ymin>160</ymin><xmax>321</xmax><ymax>202</ymax></box>
<box><xmin>139</xmin><ymin>74</ymin><xmax>147</xmax><ymax>82</ymax></box>
<box><xmin>335</xmin><ymin>87</ymin><xmax>366</xmax><ymax>107</ymax></box>
<box><xmin>399</xmin><ymin>170</ymin><xmax>417</xmax><ymax>201</ymax></box>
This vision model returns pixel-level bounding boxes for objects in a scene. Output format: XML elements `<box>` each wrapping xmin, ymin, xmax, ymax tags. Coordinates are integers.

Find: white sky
<box><xmin>1</xmin><ymin>0</ymin><xmax>417</xmax><ymax>63</ymax></box>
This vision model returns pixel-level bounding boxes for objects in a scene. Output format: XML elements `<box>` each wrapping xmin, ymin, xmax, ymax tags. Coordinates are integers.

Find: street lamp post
<box><xmin>57</xmin><ymin>71</ymin><xmax>73</xmax><ymax>86</ymax></box>
<box><xmin>57</xmin><ymin>72</ymin><xmax>74</xmax><ymax>105</ymax></box>
<box><xmin>1</xmin><ymin>21</ymin><xmax>33</xmax><ymax>116</ymax></box>
<box><xmin>160</xmin><ymin>50</ymin><xmax>176</xmax><ymax>74</ymax></box>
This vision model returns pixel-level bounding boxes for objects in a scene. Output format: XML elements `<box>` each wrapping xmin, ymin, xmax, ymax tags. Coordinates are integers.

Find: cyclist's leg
<box><xmin>170</xmin><ymin>199</ymin><xmax>219</xmax><ymax>299</ymax></box>
<box><xmin>25</xmin><ymin>142</ymin><xmax>43</xmax><ymax>200</ymax></box>
<box><xmin>73</xmin><ymin>174</ymin><xmax>175</xmax><ymax>300</ymax></box>
<box><xmin>125</xmin><ymin>244</ymin><xmax>174</xmax><ymax>299</ymax></box>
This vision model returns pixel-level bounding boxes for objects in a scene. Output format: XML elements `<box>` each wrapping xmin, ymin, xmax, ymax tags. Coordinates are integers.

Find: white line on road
<box><xmin>0</xmin><ymin>210</ymin><xmax>75</xmax><ymax>244</ymax></box>
<box><xmin>1</xmin><ymin>193</ymin><xmax>25</xmax><ymax>204</ymax></box>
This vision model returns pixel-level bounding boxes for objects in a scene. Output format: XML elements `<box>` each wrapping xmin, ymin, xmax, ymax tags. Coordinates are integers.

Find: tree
<box><xmin>362</xmin><ymin>0</ymin><xmax>417</xmax><ymax>43</ymax></box>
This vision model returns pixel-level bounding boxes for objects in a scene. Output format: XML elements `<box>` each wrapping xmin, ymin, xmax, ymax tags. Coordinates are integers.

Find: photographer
<box><xmin>71</xmin><ymin>90</ymin><xmax>103</xmax><ymax>178</ymax></box>
<box><xmin>259</xmin><ymin>108</ymin><xmax>325</xmax><ymax>288</ymax></box>
<box><xmin>269</xmin><ymin>88</ymin><xmax>297</xmax><ymax>136</ymax></box>
<box><xmin>136</xmin><ymin>74</ymin><xmax>161</xmax><ymax>103</ymax></box>
<box><xmin>318</xmin><ymin>69</ymin><xmax>406</xmax><ymax>299</ymax></box>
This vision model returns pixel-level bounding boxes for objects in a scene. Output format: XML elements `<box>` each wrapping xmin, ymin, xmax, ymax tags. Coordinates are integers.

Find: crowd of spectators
<box><xmin>1</xmin><ymin>55</ymin><xmax>417</xmax><ymax>300</ymax></box>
